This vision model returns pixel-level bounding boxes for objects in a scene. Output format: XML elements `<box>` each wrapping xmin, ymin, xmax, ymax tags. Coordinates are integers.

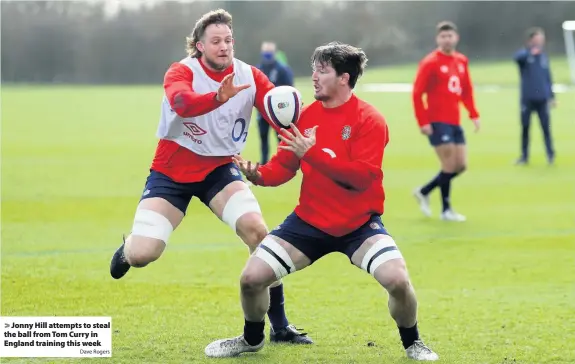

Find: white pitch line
<box><xmin>361</xmin><ymin>83</ymin><xmax>574</xmax><ymax>93</ymax></box>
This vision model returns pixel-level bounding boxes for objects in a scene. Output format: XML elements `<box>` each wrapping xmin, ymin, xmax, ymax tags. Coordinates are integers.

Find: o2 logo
<box><xmin>447</xmin><ymin>75</ymin><xmax>462</xmax><ymax>95</ymax></box>
<box><xmin>232</xmin><ymin>118</ymin><xmax>248</xmax><ymax>143</ymax></box>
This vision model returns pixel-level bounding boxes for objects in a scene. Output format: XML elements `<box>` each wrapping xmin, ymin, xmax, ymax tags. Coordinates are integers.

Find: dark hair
<box><xmin>436</xmin><ymin>21</ymin><xmax>458</xmax><ymax>34</ymax></box>
<box><xmin>186</xmin><ymin>9</ymin><xmax>233</xmax><ymax>57</ymax></box>
<box><xmin>311</xmin><ymin>41</ymin><xmax>368</xmax><ymax>89</ymax></box>
<box><xmin>526</xmin><ymin>26</ymin><xmax>544</xmax><ymax>40</ymax></box>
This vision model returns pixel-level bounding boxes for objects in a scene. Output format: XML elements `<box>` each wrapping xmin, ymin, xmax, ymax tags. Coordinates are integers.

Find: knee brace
<box><xmin>131</xmin><ymin>209</ymin><xmax>174</xmax><ymax>244</ymax></box>
<box><xmin>254</xmin><ymin>237</ymin><xmax>296</xmax><ymax>280</ymax></box>
<box><xmin>360</xmin><ymin>235</ymin><xmax>403</xmax><ymax>276</ymax></box>
<box><xmin>221</xmin><ymin>189</ymin><xmax>262</xmax><ymax>231</ymax></box>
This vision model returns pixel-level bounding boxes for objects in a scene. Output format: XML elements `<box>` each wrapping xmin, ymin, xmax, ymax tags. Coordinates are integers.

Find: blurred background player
<box><xmin>513</xmin><ymin>27</ymin><xmax>556</xmax><ymax>166</ymax></box>
<box><xmin>108</xmin><ymin>9</ymin><xmax>312</xmax><ymax>345</ymax></box>
<box><xmin>412</xmin><ymin>21</ymin><xmax>480</xmax><ymax>222</ymax></box>
<box><xmin>204</xmin><ymin>42</ymin><xmax>439</xmax><ymax>361</ymax></box>
<box><xmin>255</xmin><ymin>41</ymin><xmax>294</xmax><ymax>164</ymax></box>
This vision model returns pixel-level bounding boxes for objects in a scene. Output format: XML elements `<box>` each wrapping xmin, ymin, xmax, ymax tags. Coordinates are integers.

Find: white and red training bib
<box><xmin>156</xmin><ymin>57</ymin><xmax>257</xmax><ymax>156</ymax></box>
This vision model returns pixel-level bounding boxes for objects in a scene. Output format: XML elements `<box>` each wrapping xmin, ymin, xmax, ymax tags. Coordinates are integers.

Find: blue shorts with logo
<box><xmin>428</xmin><ymin>122</ymin><xmax>466</xmax><ymax>146</ymax></box>
<box><xmin>269</xmin><ymin>212</ymin><xmax>391</xmax><ymax>263</ymax></box>
<box><xmin>139</xmin><ymin>162</ymin><xmax>243</xmax><ymax>214</ymax></box>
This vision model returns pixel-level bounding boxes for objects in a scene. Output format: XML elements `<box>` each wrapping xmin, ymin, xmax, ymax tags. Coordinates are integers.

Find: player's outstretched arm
<box><xmin>412</xmin><ymin>59</ymin><xmax>433</xmax><ymax>128</ymax></box>
<box><xmin>299</xmin><ymin>117</ymin><xmax>387</xmax><ymax>191</ymax></box>
<box><xmin>164</xmin><ymin>63</ymin><xmax>226</xmax><ymax>118</ymax></box>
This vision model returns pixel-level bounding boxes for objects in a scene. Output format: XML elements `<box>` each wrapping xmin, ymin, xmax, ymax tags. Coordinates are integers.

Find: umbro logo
<box><xmin>183</xmin><ymin>122</ymin><xmax>207</xmax><ymax>136</ymax></box>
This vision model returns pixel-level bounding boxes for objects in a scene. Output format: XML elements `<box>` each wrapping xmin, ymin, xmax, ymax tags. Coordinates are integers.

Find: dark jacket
<box><xmin>514</xmin><ymin>48</ymin><xmax>554</xmax><ymax>101</ymax></box>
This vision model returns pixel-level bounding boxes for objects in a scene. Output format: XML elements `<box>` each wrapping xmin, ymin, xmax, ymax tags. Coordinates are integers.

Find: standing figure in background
<box><xmin>412</xmin><ymin>21</ymin><xmax>480</xmax><ymax>222</ymax></box>
<box><xmin>256</xmin><ymin>41</ymin><xmax>294</xmax><ymax>164</ymax></box>
<box><xmin>513</xmin><ymin>27</ymin><xmax>556</xmax><ymax>166</ymax></box>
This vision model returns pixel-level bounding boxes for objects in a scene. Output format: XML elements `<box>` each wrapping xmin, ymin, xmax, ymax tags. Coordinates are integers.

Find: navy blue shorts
<box><xmin>269</xmin><ymin>212</ymin><xmax>391</xmax><ymax>263</ymax></box>
<box><xmin>428</xmin><ymin>122</ymin><xmax>465</xmax><ymax>146</ymax></box>
<box><xmin>139</xmin><ymin>163</ymin><xmax>244</xmax><ymax>214</ymax></box>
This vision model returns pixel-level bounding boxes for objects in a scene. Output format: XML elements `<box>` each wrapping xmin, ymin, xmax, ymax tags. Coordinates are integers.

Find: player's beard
<box><xmin>205</xmin><ymin>55</ymin><xmax>231</xmax><ymax>71</ymax></box>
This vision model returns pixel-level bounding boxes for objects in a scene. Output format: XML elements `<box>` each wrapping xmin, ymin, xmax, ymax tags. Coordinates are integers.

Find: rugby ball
<box><xmin>263</xmin><ymin>86</ymin><xmax>303</xmax><ymax>129</ymax></box>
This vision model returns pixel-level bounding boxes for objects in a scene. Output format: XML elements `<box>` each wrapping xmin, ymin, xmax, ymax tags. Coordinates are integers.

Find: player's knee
<box><xmin>126</xmin><ymin>208</ymin><xmax>173</xmax><ymax>266</ymax></box>
<box><xmin>240</xmin><ymin>265</ymin><xmax>269</xmax><ymax>294</ymax></box>
<box><xmin>440</xmin><ymin>159</ymin><xmax>457</xmax><ymax>173</ymax></box>
<box><xmin>124</xmin><ymin>235</ymin><xmax>165</xmax><ymax>267</ymax></box>
<box><xmin>222</xmin><ymin>189</ymin><xmax>264</xmax><ymax>246</ymax></box>
<box><xmin>378</xmin><ymin>261</ymin><xmax>412</xmax><ymax>297</ymax></box>
<box><xmin>236</xmin><ymin>212</ymin><xmax>268</xmax><ymax>250</ymax></box>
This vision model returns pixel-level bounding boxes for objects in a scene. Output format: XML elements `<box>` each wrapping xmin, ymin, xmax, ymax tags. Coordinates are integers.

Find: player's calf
<box><xmin>374</xmin><ymin>259</ymin><xmax>416</xmax><ymax>328</ymax></box>
<box><xmin>240</xmin><ymin>255</ymin><xmax>279</xmax><ymax>321</ymax></box>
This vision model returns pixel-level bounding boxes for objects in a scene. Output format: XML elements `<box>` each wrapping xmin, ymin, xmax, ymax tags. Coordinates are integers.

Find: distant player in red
<box><xmin>412</xmin><ymin>21</ymin><xmax>480</xmax><ymax>222</ymax></box>
<box><xmin>204</xmin><ymin>42</ymin><xmax>439</xmax><ymax>361</ymax></box>
<box><xmin>108</xmin><ymin>9</ymin><xmax>312</xmax><ymax>345</ymax></box>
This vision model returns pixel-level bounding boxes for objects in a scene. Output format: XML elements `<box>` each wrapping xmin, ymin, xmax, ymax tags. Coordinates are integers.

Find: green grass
<box><xmin>2</xmin><ymin>58</ymin><xmax>575</xmax><ymax>363</ymax></box>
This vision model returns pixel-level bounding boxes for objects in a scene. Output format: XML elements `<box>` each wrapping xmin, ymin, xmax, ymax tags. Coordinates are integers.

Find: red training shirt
<box><xmin>254</xmin><ymin>94</ymin><xmax>389</xmax><ymax>237</ymax></box>
<box><xmin>150</xmin><ymin>57</ymin><xmax>277</xmax><ymax>183</ymax></box>
<box><xmin>412</xmin><ymin>49</ymin><xmax>479</xmax><ymax>127</ymax></box>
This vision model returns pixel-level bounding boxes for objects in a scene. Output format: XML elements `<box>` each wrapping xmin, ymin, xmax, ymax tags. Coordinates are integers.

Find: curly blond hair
<box><xmin>186</xmin><ymin>9</ymin><xmax>233</xmax><ymax>58</ymax></box>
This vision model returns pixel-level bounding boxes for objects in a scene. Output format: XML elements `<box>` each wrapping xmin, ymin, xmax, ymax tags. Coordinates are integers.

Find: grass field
<box><xmin>2</xmin><ymin>58</ymin><xmax>575</xmax><ymax>364</ymax></box>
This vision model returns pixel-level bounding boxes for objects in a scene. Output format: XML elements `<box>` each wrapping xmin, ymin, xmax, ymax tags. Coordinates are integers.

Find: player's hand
<box><xmin>420</xmin><ymin>125</ymin><xmax>433</xmax><ymax>136</ymax></box>
<box><xmin>232</xmin><ymin>155</ymin><xmax>261</xmax><ymax>184</ymax></box>
<box><xmin>216</xmin><ymin>73</ymin><xmax>251</xmax><ymax>103</ymax></box>
<box><xmin>278</xmin><ymin>124</ymin><xmax>318</xmax><ymax>159</ymax></box>
<box><xmin>549</xmin><ymin>99</ymin><xmax>557</xmax><ymax>108</ymax></box>
<box><xmin>472</xmin><ymin>118</ymin><xmax>481</xmax><ymax>133</ymax></box>
<box><xmin>530</xmin><ymin>47</ymin><xmax>542</xmax><ymax>55</ymax></box>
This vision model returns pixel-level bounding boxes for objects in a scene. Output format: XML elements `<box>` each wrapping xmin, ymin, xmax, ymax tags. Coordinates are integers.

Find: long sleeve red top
<box><xmin>254</xmin><ymin>94</ymin><xmax>389</xmax><ymax>237</ymax></box>
<box><xmin>412</xmin><ymin>50</ymin><xmax>479</xmax><ymax>127</ymax></box>
<box><xmin>150</xmin><ymin>58</ymin><xmax>277</xmax><ymax>183</ymax></box>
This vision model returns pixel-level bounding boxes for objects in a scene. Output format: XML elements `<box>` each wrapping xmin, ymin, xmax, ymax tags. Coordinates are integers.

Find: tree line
<box><xmin>2</xmin><ymin>1</ymin><xmax>573</xmax><ymax>84</ymax></box>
